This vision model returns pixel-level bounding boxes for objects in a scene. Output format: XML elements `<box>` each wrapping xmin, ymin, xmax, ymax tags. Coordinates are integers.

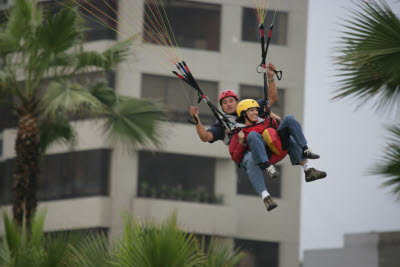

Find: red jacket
<box><xmin>229</xmin><ymin>118</ymin><xmax>287</xmax><ymax>164</ymax></box>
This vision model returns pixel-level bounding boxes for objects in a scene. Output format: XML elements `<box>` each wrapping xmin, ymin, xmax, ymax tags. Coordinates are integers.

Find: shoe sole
<box><xmin>305</xmin><ymin>172</ymin><xmax>327</xmax><ymax>182</ymax></box>
<box><xmin>267</xmin><ymin>203</ymin><xmax>278</xmax><ymax>211</ymax></box>
<box><xmin>269</xmin><ymin>172</ymin><xmax>281</xmax><ymax>179</ymax></box>
<box><xmin>305</xmin><ymin>155</ymin><xmax>320</xmax><ymax>159</ymax></box>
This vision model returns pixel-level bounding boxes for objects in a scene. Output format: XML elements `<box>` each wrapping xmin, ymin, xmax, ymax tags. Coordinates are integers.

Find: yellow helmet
<box><xmin>236</xmin><ymin>99</ymin><xmax>260</xmax><ymax>117</ymax></box>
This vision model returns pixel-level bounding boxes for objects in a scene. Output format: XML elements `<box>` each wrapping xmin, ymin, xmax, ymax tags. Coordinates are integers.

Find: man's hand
<box><xmin>190</xmin><ymin>106</ymin><xmax>199</xmax><ymax>120</ymax></box>
<box><xmin>189</xmin><ymin>106</ymin><xmax>214</xmax><ymax>142</ymax></box>
<box><xmin>238</xmin><ymin>130</ymin><xmax>245</xmax><ymax>144</ymax></box>
<box><xmin>267</xmin><ymin>63</ymin><xmax>276</xmax><ymax>80</ymax></box>
<box><xmin>270</xmin><ymin>112</ymin><xmax>282</xmax><ymax>123</ymax></box>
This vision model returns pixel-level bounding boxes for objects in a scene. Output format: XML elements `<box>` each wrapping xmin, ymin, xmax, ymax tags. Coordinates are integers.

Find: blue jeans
<box><xmin>278</xmin><ymin>115</ymin><xmax>308</xmax><ymax>165</ymax></box>
<box><xmin>240</xmin><ymin>150</ymin><xmax>267</xmax><ymax>195</ymax></box>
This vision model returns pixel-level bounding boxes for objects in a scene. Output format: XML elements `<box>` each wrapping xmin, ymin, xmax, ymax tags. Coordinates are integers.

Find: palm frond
<box><xmin>333</xmin><ymin>0</ymin><xmax>400</xmax><ymax>112</ymax></box>
<box><xmin>112</xmin><ymin>212</ymin><xmax>204</xmax><ymax>267</ymax></box>
<box><xmin>38</xmin><ymin>114</ymin><xmax>76</xmax><ymax>155</ymax></box>
<box><xmin>2</xmin><ymin>212</ymin><xmax>22</xmax><ymax>253</ymax></box>
<box><xmin>30</xmin><ymin>210</ymin><xmax>46</xmax><ymax>248</ymax></box>
<box><xmin>6</xmin><ymin>0</ymin><xmax>35</xmax><ymax>42</ymax></box>
<box><xmin>66</xmin><ymin>234</ymin><xmax>111</xmax><ymax>267</ymax></box>
<box><xmin>0</xmin><ymin>238</ymin><xmax>12</xmax><ymax>266</ymax></box>
<box><xmin>89</xmin><ymin>80</ymin><xmax>117</xmax><ymax>108</ymax></box>
<box><xmin>101</xmin><ymin>38</ymin><xmax>133</xmax><ymax>69</ymax></box>
<box><xmin>0</xmin><ymin>32</ymin><xmax>19</xmax><ymax>52</ymax></box>
<box><xmin>36</xmin><ymin>7</ymin><xmax>83</xmax><ymax>54</ymax></box>
<box><xmin>370</xmin><ymin>123</ymin><xmax>400</xmax><ymax>198</ymax></box>
<box><xmin>75</xmin><ymin>38</ymin><xmax>132</xmax><ymax>71</ymax></box>
<box><xmin>201</xmin><ymin>238</ymin><xmax>244</xmax><ymax>267</ymax></box>
<box><xmin>42</xmin><ymin>80</ymin><xmax>105</xmax><ymax>117</ymax></box>
<box><xmin>103</xmin><ymin>97</ymin><xmax>165</xmax><ymax>148</ymax></box>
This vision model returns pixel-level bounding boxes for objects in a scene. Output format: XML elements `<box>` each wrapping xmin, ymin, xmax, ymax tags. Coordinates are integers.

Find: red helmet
<box><xmin>219</xmin><ymin>90</ymin><xmax>239</xmax><ymax>104</ymax></box>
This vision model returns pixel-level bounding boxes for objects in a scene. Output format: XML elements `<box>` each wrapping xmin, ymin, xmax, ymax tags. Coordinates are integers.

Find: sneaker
<box><xmin>263</xmin><ymin>196</ymin><xmax>278</xmax><ymax>211</ymax></box>
<box><xmin>303</xmin><ymin>148</ymin><xmax>320</xmax><ymax>159</ymax></box>
<box><xmin>305</xmin><ymin>168</ymin><xmax>327</xmax><ymax>182</ymax></box>
<box><xmin>266</xmin><ymin>165</ymin><xmax>280</xmax><ymax>179</ymax></box>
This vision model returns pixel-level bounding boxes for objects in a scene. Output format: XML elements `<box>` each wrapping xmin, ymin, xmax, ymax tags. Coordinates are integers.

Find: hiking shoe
<box><xmin>305</xmin><ymin>168</ymin><xmax>327</xmax><ymax>182</ymax></box>
<box><xmin>303</xmin><ymin>148</ymin><xmax>320</xmax><ymax>159</ymax></box>
<box><xmin>263</xmin><ymin>196</ymin><xmax>278</xmax><ymax>211</ymax></box>
<box><xmin>266</xmin><ymin>165</ymin><xmax>280</xmax><ymax>179</ymax></box>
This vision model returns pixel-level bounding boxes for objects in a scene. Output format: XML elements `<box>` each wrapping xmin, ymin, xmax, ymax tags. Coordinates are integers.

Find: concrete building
<box><xmin>0</xmin><ymin>0</ymin><xmax>308</xmax><ymax>266</ymax></box>
<box><xmin>303</xmin><ymin>231</ymin><xmax>400</xmax><ymax>267</ymax></box>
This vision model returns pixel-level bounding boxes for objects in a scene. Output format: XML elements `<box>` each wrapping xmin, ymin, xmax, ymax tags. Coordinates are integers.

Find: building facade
<box><xmin>303</xmin><ymin>232</ymin><xmax>400</xmax><ymax>267</ymax></box>
<box><xmin>0</xmin><ymin>0</ymin><xmax>308</xmax><ymax>266</ymax></box>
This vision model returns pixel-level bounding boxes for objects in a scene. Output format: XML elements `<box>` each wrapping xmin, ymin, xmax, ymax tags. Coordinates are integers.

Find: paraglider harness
<box><xmin>257</xmin><ymin>23</ymin><xmax>282</xmax><ymax>120</ymax></box>
<box><xmin>172</xmin><ymin>61</ymin><xmax>236</xmax><ymax>137</ymax></box>
<box><xmin>172</xmin><ymin>21</ymin><xmax>284</xmax><ymax>144</ymax></box>
<box><xmin>256</xmin><ymin>22</ymin><xmax>291</xmax><ymax>151</ymax></box>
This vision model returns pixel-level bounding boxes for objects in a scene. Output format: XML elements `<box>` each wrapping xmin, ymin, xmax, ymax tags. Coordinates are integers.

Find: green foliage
<box><xmin>42</xmin><ymin>81</ymin><xmax>104</xmax><ymax>116</ymax></box>
<box><xmin>200</xmin><ymin>238</ymin><xmax>244</xmax><ymax>267</ymax></box>
<box><xmin>370</xmin><ymin>124</ymin><xmax>400</xmax><ymax>197</ymax></box>
<box><xmin>104</xmin><ymin>97</ymin><xmax>165</xmax><ymax>147</ymax></box>
<box><xmin>38</xmin><ymin>114</ymin><xmax>75</xmax><ymax>155</ymax></box>
<box><xmin>111</xmin><ymin>212</ymin><xmax>204</xmax><ymax>267</ymax></box>
<box><xmin>0</xmin><ymin>211</ymin><xmax>71</xmax><ymax>267</ymax></box>
<box><xmin>335</xmin><ymin>0</ymin><xmax>400</xmax><ymax>198</ymax></box>
<box><xmin>75</xmin><ymin>39</ymin><xmax>132</xmax><ymax>72</ymax></box>
<box><xmin>66</xmin><ymin>234</ymin><xmax>112</xmax><ymax>267</ymax></box>
<box><xmin>0</xmin><ymin>0</ymin><xmax>165</xmax><ymax>153</ymax></box>
<box><xmin>0</xmin><ymin>211</ymin><xmax>245</xmax><ymax>266</ymax></box>
<box><xmin>36</xmin><ymin>8</ymin><xmax>82</xmax><ymax>54</ymax></box>
<box><xmin>334</xmin><ymin>0</ymin><xmax>400</xmax><ymax>111</ymax></box>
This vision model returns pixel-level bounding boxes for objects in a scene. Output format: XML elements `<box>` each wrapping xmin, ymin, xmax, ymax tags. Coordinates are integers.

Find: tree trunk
<box><xmin>12</xmin><ymin>110</ymin><xmax>40</xmax><ymax>227</ymax></box>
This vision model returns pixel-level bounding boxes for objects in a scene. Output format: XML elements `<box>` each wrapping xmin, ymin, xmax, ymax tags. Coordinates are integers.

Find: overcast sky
<box><xmin>301</xmin><ymin>0</ymin><xmax>400</xmax><ymax>259</ymax></box>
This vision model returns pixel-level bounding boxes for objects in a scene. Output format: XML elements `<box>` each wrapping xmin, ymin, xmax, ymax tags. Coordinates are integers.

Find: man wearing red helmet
<box><xmin>189</xmin><ymin>63</ymin><xmax>278</xmax><ymax>145</ymax></box>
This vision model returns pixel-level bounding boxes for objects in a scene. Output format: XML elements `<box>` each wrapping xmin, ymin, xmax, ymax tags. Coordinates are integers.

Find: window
<box><xmin>40</xmin><ymin>0</ymin><xmax>117</xmax><ymax>42</ymax></box>
<box><xmin>0</xmin><ymin>149</ymin><xmax>110</xmax><ymax>205</ymax></box>
<box><xmin>242</xmin><ymin>8</ymin><xmax>288</xmax><ymax>45</ymax></box>
<box><xmin>80</xmin><ymin>0</ymin><xmax>118</xmax><ymax>41</ymax></box>
<box><xmin>144</xmin><ymin>1</ymin><xmax>221</xmax><ymax>51</ymax></box>
<box><xmin>240</xmin><ymin>84</ymin><xmax>285</xmax><ymax>117</ymax></box>
<box><xmin>0</xmin><ymin>107</ymin><xmax>17</xmax><ymax>132</ymax></box>
<box><xmin>0</xmin><ymin>159</ymin><xmax>13</xmax><ymax>205</ymax></box>
<box><xmin>47</xmin><ymin>227</ymin><xmax>108</xmax><ymax>239</ymax></box>
<box><xmin>142</xmin><ymin>74</ymin><xmax>219</xmax><ymax>125</ymax></box>
<box><xmin>138</xmin><ymin>151</ymin><xmax>217</xmax><ymax>203</ymax></box>
<box><xmin>37</xmin><ymin>149</ymin><xmax>110</xmax><ymax>201</ymax></box>
<box><xmin>237</xmin><ymin>165</ymin><xmax>281</xmax><ymax>198</ymax></box>
<box><xmin>235</xmin><ymin>239</ymin><xmax>279</xmax><ymax>267</ymax></box>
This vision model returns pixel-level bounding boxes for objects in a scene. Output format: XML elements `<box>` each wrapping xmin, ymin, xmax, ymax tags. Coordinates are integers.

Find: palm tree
<box><xmin>0</xmin><ymin>0</ymin><xmax>164</xmax><ymax>226</ymax></box>
<box><xmin>334</xmin><ymin>0</ymin><xmax>400</xmax><ymax>196</ymax></box>
<box><xmin>109</xmin><ymin>212</ymin><xmax>244</xmax><ymax>267</ymax></box>
<box><xmin>0</xmin><ymin>211</ymin><xmax>244</xmax><ymax>267</ymax></box>
<box><xmin>111</xmin><ymin>212</ymin><xmax>204</xmax><ymax>267</ymax></box>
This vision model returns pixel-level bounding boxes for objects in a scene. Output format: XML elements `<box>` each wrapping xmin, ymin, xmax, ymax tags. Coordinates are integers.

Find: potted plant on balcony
<box><xmin>159</xmin><ymin>184</ymin><xmax>169</xmax><ymax>199</ymax></box>
<box><xmin>139</xmin><ymin>182</ymin><xmax>149</xmax><ymax>197</ymax></box>
<box><xmin>200</xmin><ymin>192</ymin><xmax>209</xmax><ymax>203</ymax></box>
<box><xmin>150</xmin><ymin>186</ymin><xmax>158</xmax><ymax>198</ymax></box>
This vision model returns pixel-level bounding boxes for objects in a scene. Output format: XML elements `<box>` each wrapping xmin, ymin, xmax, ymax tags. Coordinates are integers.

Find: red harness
<box><xmin>229</xmin><ymin>117</ymin><xmax>287</xmax><ymax>165</ymax></box>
